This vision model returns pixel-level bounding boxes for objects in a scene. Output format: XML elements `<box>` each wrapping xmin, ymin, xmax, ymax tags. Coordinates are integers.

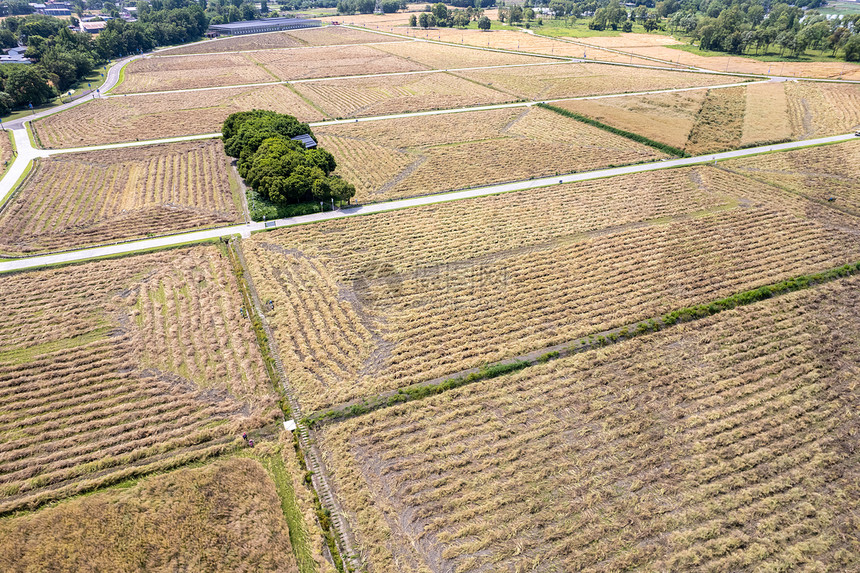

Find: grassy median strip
<box><xmin>305</xmin><ymin>260</ymin><xmax>860</xmax><ymax>426</ymax></box>
<box><xmin>536</xmin><ymin>102</ymin><xmax>689</xmax><ymax>157</ymax></box>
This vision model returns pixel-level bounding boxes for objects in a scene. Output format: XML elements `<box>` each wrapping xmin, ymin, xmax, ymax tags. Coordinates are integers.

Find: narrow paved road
<box><xmin>3</xmin><ymin>54</ymin><xmax>141</xmax><ymax>130</ymax></box>
<box><xmin>1</xmin><ymin>132</ymin><xmax>855</xmax><ymax>273</ymax></box>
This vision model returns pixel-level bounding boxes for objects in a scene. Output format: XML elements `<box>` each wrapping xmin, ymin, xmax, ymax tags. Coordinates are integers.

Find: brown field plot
<box><xmin>0</xmin><ymin>246</ymin><xmax>279</xmax><ymax>513</ymax></box>
<box><xmin>247</xmin><ymin>44</ymin><xmax>426</xmax><ymax>81</ymax></box>
<box><xmin>157</xmin><ymin>24</ymin><xmax>403</xmax><ymax>55</ymax></box>
<box><xmin>0</xmin><ymin>458</ymin><xmax>298</xmax><ymax>572</ymax></box>
<box><xmin>113</xmin><ymin>53</ymin><xmax>275</xmax><ymax>94</ymax></box>
<box><xmin>369</xmin><ymin>40</ymin><xmax>553</xmax><ymax>69</ymax></box>
<box><xmin>392</xmin><ymin>26</ymin><xmax>680</xmax><ymax>67</ymax></box>
<box><xmin>33</xmin><ymin>84</ymin><xmax>325</xmax><ymax>148</ymax></box>
<box><xmin>292</xmin><ymin>71</ymin><xmax>513</xmax><ymax>118</ymax></box>
<box><xmin>317</xmin><ymin>106</ymin><xmax>668</xmax><ymax>202</ymax></box>
<box><xmin>319</xmin><ymin>273</ymin><xmax>860</xmax><ymax>572</ymax></box>
<box><xmin>614</xmin><ymin>44</ymin><xmax>860</xmax><ymax>80</ymax></box>
<box><xmin>557</xmin><ymin>81</ymin><xmax>860</xmax><ymax>153</ymax></box>
<box><xmin>450</xmin><ymin>62</ymin><xmax>748</xmax><ymax>101</ymax></box>
<box><xmin>243</xmin><ymin>165</ymin><xmax>860</xmax><ymax>412</ymax></box>
<box><xmin>0</xmin><ymin>140</ymin><xmax>240</xmax><ymax>254</ymax></box>
<box><xmin>722</xmin><ymin>140</ymin><xmax>860</xmax><ymax>215</ymax></box>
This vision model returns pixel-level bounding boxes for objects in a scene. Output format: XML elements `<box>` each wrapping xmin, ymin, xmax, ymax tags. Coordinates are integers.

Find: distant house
<box><xmin>29</xmin><ymin>1</ymin><xmax>72</xmax><ymax>15</ymax></box>
<box><xmin>291</xmin><ymin>134</ymin><xmax>317</xmax><ymax>149</ymax></box>
<box><xmin>208</xmin><ymin>17</ymin><xmax>321</xmax><ymax>37</ymax></box>
<box><xmin>80</xmin><ymin>21</ymin><xmax>107</xmax><ymax>34</ymax></box>
<box><xmin>0</xmin><ymin>46</ymin><xmax>32</xmax><ymax>64</ymax></box>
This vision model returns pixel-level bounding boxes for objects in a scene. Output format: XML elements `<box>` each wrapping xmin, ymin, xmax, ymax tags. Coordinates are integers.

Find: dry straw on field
<box><xmin>247</xmin><ymin>44</ymin><xmax>426</xmax><ymax>81</ymax></box>
<box><xmin>319</xmin><ymin>274</ymin><xmax>860</xmax><ymax>572</ymax></box>
<box><xmin>0</xmin><ymin>458</ymin><xmax>298</xmax><ymax>572</ymax></box>
<box><xmin>558</xmin><ymin>82</ymin><xmax>860</xmax><ymax>153</ymax></box>
<box><xmin>370</xmin><ymin>40</ymin><xmax>552</xmax><ymax>69</ymax></box>
<box><xmin>450</xmin><ymin>62</ymin><xmax>747</xmax><ymax>100</ymax></box>
<box><xmin>722</xmin><ymin>140</ymin><xmax>860</xmax><ymax>215</ymax></box>
<box><xmin>0</xmin><ymin>246</ymin><xmax>278</xmax><ymax>513</ymax></box>
<box><xmin>156</xmin><ymin>24</ymin><xmax>402</xmax><ymax>55</ymax></box>
<box><xmin>33</xmin><ymin>84</ymin><xmax>325</xmax><ymax>148</ymax></box>
<box><xmin>292</xmin><ymin>71</ymin><xmax>512</xmax><ymax>118</ymax></box>
<box><xmin>244</xmin><ymin>165</ymin><xmax>860</xmax><ymax>412</ymax></box>
<box><xmin>317</xmin><ymin>106</ymin><xmax>667</xmax><ymax>202</ymax></box>
<box><xmin>0</xmin><ymin>140</ymin><xmax>240</xmax><ymax>253</ymax></box>
<box><xmin>617</xmin><ymin>44</ymin><xmax>860</xmax><ymax>80</ymax></box>
<box><xmin>113</xmin><ymin>53</ymin><xmax>275</xmax><ymax>94</ymax></box>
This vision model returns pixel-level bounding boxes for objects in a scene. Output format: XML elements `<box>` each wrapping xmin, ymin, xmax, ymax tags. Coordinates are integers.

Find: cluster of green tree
<box><xmin>0</xmin><ymin>1</ymin><xmax>210</xmax><ymax>113</ymax></box>
<box><xmin>223</xmin><ymin>110</ymin><xmax>356</xmax><ymax>206</ymax></box>
<box><xmin>0</xmin><ymin>1</ymin><xmax>35</xmax><ymax>16</ymax></box>
<box><xmin>409</xmin><ymin>3</ymin><xmax>488</xmax><ymax>28</ymax></box>
<box><xmin>498</xmin><ymin>5</ymin><xmax>540</xmax><ymax>24</ymax></box>
<box><xmin>204</xmin><ymin>0</ymin><xmax>262</xmax><ymax>25</ymax></box>
<box><xmin>336</xmin><ymin>0</ymin><xmax>405</xmax><ymax>15</ymax></box>
<box><xmin>275</xmin><ymin>0</ymin><xmax>337</xmax><ymax>12</ymax></box>
<box><xmin>684</xmin><ymin>4</ymin><xmax>860</xmax><ymax>60</ymax></box>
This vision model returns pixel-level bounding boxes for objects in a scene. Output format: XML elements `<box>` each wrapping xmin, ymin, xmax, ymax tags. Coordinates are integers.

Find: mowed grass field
<box><xmin>721</xmin><ymin>140</ymin><xmax>860</xmax><ymax>215</ymax></box>
<box><xmin>317</xmin><ymin>106</ymin><xmax>668</xmax><ymax>202</ymax></box>
<box><xmin>0</xmin><ymin>140</ymin><xmax>241</xmax><ymax>254</ymax></box>
<box><xmin>0</xmin><ymin>246</ymin><xmax>279</xmax><ymax>514</ymax></box>
<box><xmin>0</xmin><ymin>458</ymin><xmax>299</xmax><ymax>572</ymax></box>
<box><xmin>556</xmin><ymin>81</ymin><xmax>860</xmax><ymax>154</ymax></box>
<box><xmin>318</xmin><ymin>273</ymin><xmax>860</xmax><ymax>572</ymax></box>
<box><xmin>243</xmin><ymin>165</ymin><xmax>860</xmax><ymax>412</ymax></box>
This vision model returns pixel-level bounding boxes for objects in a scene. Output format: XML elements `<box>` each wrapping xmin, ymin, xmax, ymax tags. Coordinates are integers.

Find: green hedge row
<box><xmin>535</xmin><ymin>102</ymin><xmax>689</xmax><ymax>157</ymax></box>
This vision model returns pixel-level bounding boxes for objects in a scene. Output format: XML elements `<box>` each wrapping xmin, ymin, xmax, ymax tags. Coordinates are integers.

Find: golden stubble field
<box><xmin>243</xmin><ymin>165</ymin><xmax>860</xmax><ymax>413</ymax></box>
<box><xmin>32</xmin><ymin>84</ymin><xmax>326</xmax><ymax>148</ymax></box>
<box><xmin>0</xmin><ymin>458</ymin><xmax>299</xmax><ymax>572</ymax></box>
<box><xmin>317</xmin><ymin>106</ymin><xmax>667</xmax><ymax>202</ymax></box>
<box><xmin>556</xmin><ymin>81</ymin><xmax>860</xmax><ymax>153</ymax></box>
<box><xmin>156</xmin><ymin>24</ymin><xmax>403</xmax><ymax>55</ymax></box>
<box><xmin>0</xmin><ymin>140</ymin><xmax>241</xmax><ymax>254</ymax></box>
<box><xmin>722</xmin><ymin>140</ymin><xmax>860</xmax><ymax>215</ymax></box>
<box><xmin>318</xmin><ymin>272</ymin><xmax>860</xmax><ymax>572</ymax></box>
<box><xmin>0</xmin><ymin>246</ymin><xmax>279</xmax><ymax>514</ymax></box>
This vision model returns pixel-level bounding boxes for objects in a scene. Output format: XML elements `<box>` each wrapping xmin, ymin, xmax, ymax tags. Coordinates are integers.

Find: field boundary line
<box><xmin>305</xmin><ymin>260</ymin><xmax>860</xmax><ymax>426</ymax></box>
<box><xmin>151</xmin><ymin>39</ymin><xmax>419</xmax><ymax>58</ymax></box>
<box><xmin>231</xmin><ymin>239</ymin><xmax>363</xmax><ymax>572</ymax></box>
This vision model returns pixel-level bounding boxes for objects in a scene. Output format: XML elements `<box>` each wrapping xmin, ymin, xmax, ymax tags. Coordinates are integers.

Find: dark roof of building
<box><xmin>209</xmin><ymin>17</ymin><xmax>319</xmax><ymax>31</ymax></box>
<box><xmin>291</xmin><ymin>134</ymin><xmax>317</xmax><ymax>148</ymax></box>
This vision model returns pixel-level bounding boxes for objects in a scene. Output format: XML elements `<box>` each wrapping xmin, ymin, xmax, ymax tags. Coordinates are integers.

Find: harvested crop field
<box><xmin>0</xmin><ymin>130</ymin><xmax>11</xmax><ymax>171</ymax></box>
<box><xmin>451</xmin><ymin>62</ymin><xmax>748</xmax><ymax>101</ymax></box>
<box><xmin>292</xmin><ymin>71</ymin><xmax>513</xmax><ymax>118</ymax></box>
<box><xmin>0</xmin><ymin>246</ymin><xmax>279</xmax><ymax>513</ymax></box>
<box><xmin>0</xmin><ymin>458</ymin><xmax>298</xmax><ymax>572</ymax></box>
<box><xmin>243</xmin><ymin>165</ymin><xmax>860</xmax><ymax>412</ymax></box>
<box><xmin>33</xmin><ymin>84</ymin><xmax>325</xmax><ymax>148</ymax></box>
<box><xmin>0</xmin><ymin>140</ymin><xmax>240</xmax><ymax>254</ymax></box>
<box><xmin>247</xmin><ymin>44</ymin><xmax>426</xmax><ymax>81</ymax></box>
<box><xmin>556</xmin><ymin>81</ymin><xmax>860</xmax><ymax>153</ymax></box>
<box><xmin>370</xmin><ymin>40</ymin><xmax>553</xmax><ymax>69</ymax></box>
<box><xmin>394</xmin><ymin>27</ymin><xmax>679</xmax><ymax>67</ymax></box>
<box><xmin>555</xmin><ymin>88</ymin><xmax>708</xmax><ymax>149</ymax></box>
<box><xmin>157</xmin><ymin>24</ymin><xmax>401</xmax><ymax>55</ymax></box>
<box><xmin>317</xmin><ymin>106</ymin><xmax>668</xmax><ymax>202</ymax></box>
<box><xmin>615</xmin><ymin>45</ymin><xmax>860</xmax><ymax>80</ymax></box>
<box><xmin>318</xmin><ymin>273</ymin><xmax>860</xmax><ymax>572</ymax></box>
<box><xmin>722</xmin><ymin>140</ymin><xmax>860</xmax><ymax>215</ymax></box>
<box><xmin>113</xmin><ymin>53</ymin><xmax>275</xmax><ymax>94</ymax></box>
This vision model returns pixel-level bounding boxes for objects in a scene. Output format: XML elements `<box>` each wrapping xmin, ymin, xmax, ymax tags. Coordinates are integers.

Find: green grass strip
<box><xmin>536</xmin><ymin>102</ymin><xmax>689</xmax><ymax>157</ymax></box>
<box><xmin>306</xmin><ymin>260</ymin><xmax>860</xmax><ymax>426</ymax></box>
